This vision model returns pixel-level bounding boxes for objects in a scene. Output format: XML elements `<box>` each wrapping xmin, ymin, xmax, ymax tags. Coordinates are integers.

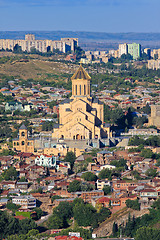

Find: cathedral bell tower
<box><xmin>71</xmin><ymin>64</ymin><xmax>91</xmax><ymax>98</ymax></box>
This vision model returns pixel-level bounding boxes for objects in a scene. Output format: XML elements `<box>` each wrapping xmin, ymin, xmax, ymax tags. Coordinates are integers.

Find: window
<box><xmin>84</xmin><ymin>85</ymin><xmax>86</xmax><ymax>95</ymax></box>
<box><xmin>21</xmin><ymin>131</ymin><xmax>25</xmax><ymax>137</ymax></box>
<box><xmin>75</xmin><ymin>85</ymin><xmax>77</xmax><ymax>95</ymax></box>
<box><xmin>80</xmin><ymin>85</ymin><xmax>81</xmax><ymax>95</ymax></box>
<box><xmin>21</xmin><ymin>141</ymin><xmax>25</xmax><ymax>145</ymax></box>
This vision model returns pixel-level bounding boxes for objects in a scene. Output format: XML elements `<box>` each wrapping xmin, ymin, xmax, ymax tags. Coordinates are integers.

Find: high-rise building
<box><xmin>0</xmin><ymin>35</ymin><xmax>78</xmax><ymax>53</ymax></box>
<box><xmin>119</xmin><ymin>43</ymin><xmax>128</xmax><ymax>57</ymax></box>
<box><xmin>128</xmin><ymin>43</ymin><xmax>141</xmax><ymax>59</ymax></box>
<box><xmin>25</xmin><ymin>34</ymin><xmax>35</xmax><ymax>41</ymax></box>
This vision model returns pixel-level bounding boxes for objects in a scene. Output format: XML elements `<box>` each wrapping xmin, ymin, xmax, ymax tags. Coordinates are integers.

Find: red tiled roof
<box><xmin>97</xmin><ymin>197</ymin><xmax>110</xmax><ymax>203</ymax></box>
<box><xmin>141</xmin><ymin>189</ymin><xmax>156</xmax><ymax>192</ymax></box>
<box><xmin>14</xmin><ymin>215</ymin><xmax>26</xmax><ymax>220</ymax></box>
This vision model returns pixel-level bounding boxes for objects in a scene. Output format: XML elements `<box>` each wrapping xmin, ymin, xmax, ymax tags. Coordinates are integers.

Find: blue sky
<box><xmin>0</xmin><ymin>0</ymin><xmax>159</xmax><ymax>32</ymax></box>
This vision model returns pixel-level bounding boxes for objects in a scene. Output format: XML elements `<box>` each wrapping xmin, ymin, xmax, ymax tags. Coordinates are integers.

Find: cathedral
<box><xmin>52</xmin><ymin>65</ymin><xmax>111</xmax><ymax>140</ymax></box>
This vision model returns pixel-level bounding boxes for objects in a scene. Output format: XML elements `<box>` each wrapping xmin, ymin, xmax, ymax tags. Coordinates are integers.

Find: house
<box><xmin>96</xmin><ymin>196</ymin><xmax>121</xmax><ymax>208</ymax></box>
<box><xmin>139</xmin><ymin>188</ymin><xmax>158</xmax><ymax>209</ymax></box>
<box><xmin>53</xmin><ymin>198</ymin><xmax>75</xmax><ymax>207</ymax></box>
<box><xmin>97</xmin><ymin>151</ymin><xmax>113</xmax><ymax>165</ymax></box>
<box><xmin>112</xmin><ymin>180</ymin><xmax>138</xmax><ymax>192</ymax></box>
<box><xmin>96</xmin><ymin>179</ymin><xmax>111</xmax><ymax>190</ymax></box>
<box><xmin>5</xmin><ymin>101</ymin><xmax>23</xmax><ymax>112</ymax></box>
<box><xmin>16</xmin><ymin>182</ymin><xmax>29</xmax><ymax>192</ymax></box>
<box><xmin>12</xmin><ymin>195</ymin><xmax>36</xmax><ymax>209</ymax></box>
<box><xmin>73</xmin><ymin>190</ymin><xmax>104</xmax><ymax>203</ymax></box>
<box><xmin>35</xmin><ymin>154</ymin><xmax>59</xmax><ymax>168</ymax></box>
<box><xmin>0</xmin><ymin>198</ymin><xmax>9</xmax><ymax>208</ymax></box>
<box><xmin>0</xmin><ymin>181</ymin><xmax>16</xmax><ymax>190</ymax></box>
<box><xmin>100</xmin><ymin>164</ymin><xmax>116</xmax><ymax>171</ymax></box>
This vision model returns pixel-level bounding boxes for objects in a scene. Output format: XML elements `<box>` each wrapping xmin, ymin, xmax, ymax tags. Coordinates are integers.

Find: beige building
<box><xmin>52</xmin><ymin>65</ymin><xmax>111</xmax><ymax>140</ymax></box>
<box><xmin>151</xmin><ymin>49</ymin><xmax>160</xmax><ymax>59</ymax></box>
<box><xmin>13</xmin><ymin>124</ymin><xmax>34</xmax><ymax>153</ymax></box>
<box><xmin>119</xmin><ymin>43</ymin><xmax>128</xmax><ymax>57</ymax></box>
<box><xmin>148</xmin><ymin>105</ymin><xmax>160</xmax><ymax>128</ymax></box>
<box><xmin>148</xmin><ymin>59</ymin><xmax>160</xmax><ymax>70</ymax></box>
<box><xmin>0</xmin><ymin>34</ymin><xmax>78</xmax><ymax>53</ymax></box>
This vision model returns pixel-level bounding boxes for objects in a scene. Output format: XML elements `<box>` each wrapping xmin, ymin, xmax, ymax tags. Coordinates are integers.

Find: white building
<box><xmin>12</xmin><ymin>195</ymin><xmax>36</xmax><ymax>209</ymax></box>
<box><xmin>35</xmin><ymin>154</ymin><xmax>59</xmax><ymax>168</ymax></box>
<box><xmin>119</xmin><ymin>43</ymin><xmax>128</xmax><ymax>57</ymax></box>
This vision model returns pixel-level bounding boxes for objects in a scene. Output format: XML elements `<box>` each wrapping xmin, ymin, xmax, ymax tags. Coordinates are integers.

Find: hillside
<box><xmin>93</xmin><ymin>207</ymin><xmax>149</xmax><ymax>237</ymax></box>
<box><xmin>0</xmin><ymin>52</ymin><xmax>78</xmax><ymax>82</ymax></box>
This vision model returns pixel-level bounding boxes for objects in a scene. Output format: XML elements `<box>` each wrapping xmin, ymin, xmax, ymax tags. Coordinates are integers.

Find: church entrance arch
<box><xmin>76</xmin><ymin>134</ymin><xmax>81</xmax><ymax>140</ymax></box>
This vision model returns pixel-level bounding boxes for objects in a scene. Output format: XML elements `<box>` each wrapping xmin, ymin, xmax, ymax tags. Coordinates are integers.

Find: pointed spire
<box><xmin>19</xmin><ymin>124</ymin><xmax>27</xmax><ymax>130</ymax></box>
<box><xmin>71</xmin><ymin>65</ymin><xmax>91</xmax><ymax>80</ymax></box>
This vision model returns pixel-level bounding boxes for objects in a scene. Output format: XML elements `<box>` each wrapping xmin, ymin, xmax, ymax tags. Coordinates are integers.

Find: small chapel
<box><xmin>52</xmin><ymin>65</ymin><xmax>112</xmax><ymax>140</ymax></box>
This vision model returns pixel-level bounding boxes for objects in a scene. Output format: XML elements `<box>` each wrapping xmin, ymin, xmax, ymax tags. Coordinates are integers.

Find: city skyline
<box><xmin>0</xmin><ymin>0</ymin><xmax>159</xmax><ymax>33</ymax></box>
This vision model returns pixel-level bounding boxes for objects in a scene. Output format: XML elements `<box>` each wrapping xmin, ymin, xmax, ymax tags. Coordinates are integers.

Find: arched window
<box><xmin>21</xmin><ymin>141</ymin><xmax>25</xmax><ymax>145</ymax></box>
<box><xmin>21</xmin><ymin>131</ymin><xmax>25</xmax><ymax>137</ymax></box>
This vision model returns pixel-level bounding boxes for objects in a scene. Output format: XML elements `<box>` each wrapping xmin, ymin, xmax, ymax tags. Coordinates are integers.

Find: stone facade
<box><xmin>13</xmin><ymin>124</ymin><xmax>34</xmax><ymax>153</ymax></box>
<box><xmin>52</xmin><ymin>65</ymin><xmax>111</xmax><ymax>140</ymax></box>
<box><xmin>148</xmin><ymin>105</ymin><xmax>160</xmax><ymax>128</ymax></box>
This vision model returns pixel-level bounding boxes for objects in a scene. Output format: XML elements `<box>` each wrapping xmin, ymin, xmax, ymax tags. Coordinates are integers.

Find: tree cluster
<box><xmin>47</xmin><ymin>198</ymin><xmax>111</xmax><ymax>229</ymax></box>
<box><xmin>0</xmin><ymin>211</ymin><xmax>37</xmax><ymax>239</ymax></box>
<box><xmin>126</xmin><ymin>199</ymin><xmax>140</xmax><ymax>211</ymax></box>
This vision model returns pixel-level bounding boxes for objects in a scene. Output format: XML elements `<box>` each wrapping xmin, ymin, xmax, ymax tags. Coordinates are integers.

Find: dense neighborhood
<box><xmin>1</xmin><ymin>36</ymin><xmax>160</xmax><ymax>240</ymax></box>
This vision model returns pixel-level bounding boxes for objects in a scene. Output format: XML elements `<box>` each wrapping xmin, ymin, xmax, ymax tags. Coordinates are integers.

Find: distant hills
<box><xmin>1</xmin><ymin>31</ymin><xmax>160</xmax><ymax>50</ymax></box>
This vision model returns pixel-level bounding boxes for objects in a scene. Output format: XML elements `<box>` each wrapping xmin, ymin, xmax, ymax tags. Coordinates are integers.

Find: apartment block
<box><xmin>128</xmin><ymin>43</ymin><xmax>141</xmax><ymax>59</ymax></box>
<box><xmin>0</xmin><ymin>34</ymin><xmax>78</xmax><ymax>53</ymax></box>
<box><xmin>148</xmin><ymin>59</ymin><xmax>160</xmax><ymax>70</ymax></box>
<box><xmin>119</xmin><ymin>43</ymin><xmax>128</xmax><ymax>57</ymax></box>
<box><xmin>12</xmin><ymin>195</ymin><xmax>36</xmax><ymax>209</ymax></box>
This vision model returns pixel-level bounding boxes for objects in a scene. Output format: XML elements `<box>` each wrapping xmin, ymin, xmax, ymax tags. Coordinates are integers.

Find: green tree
<box><xmin>145</xmin><ymin>168</ymin><xmax>158</xmax><ymax>178</ymax></box>
<box><xmin>3</xmin><ymin>167</ymin><xmax>18</xmax><ymax>180</ymax></box>
<box><xmin>140</xmin><ymin>148</ymin><xmax>154</xmax><ymax>158</ymax></box>
<box><xmin>6</xmin><ymin>202</ymin><xmax>20</xmax><ymax>211</ymax></box>
<box><xmin>142</xmin><ymin>103</ymin><xmax>151</xmax><ymax>114</ymax></box>
<box><xmin>81</xmin><ymin>172</ymin><xmax>97</xmax><ymax>181</ymax></box>
<box><xmin>152</xmin><ymin>198</ymin><xmax>160</xmax><ymax>209</ymax></box>
<box><xmin>13</xmin><ymin>44</ymin><xmax>22</xmax><ymax>53</ymax></box>
<box><xmin>135</xmin><ymin>227</ymin><xmax>160</xmax><ymax>240</ymax></box>
<box><xmin>126</xmin><ymin>199</ymin><xmax>140</xmax><ymax>211</ymax></box>
<box><xmin>64</xmin><ymin>151</ymin><xmax>76</xmax><ymax>170</ymax></box>
<box><xmin>51</xmin><ymin>195</ymin><xmax>62</xmax><ymax>203</ymax></box>
<box><xmin>97</xmin><ymin>207</ymin><xmax>111</xmax><ymax>223</ymax></box>
<box><xmin>53</xmin><ymin>201</ymin><xmax>73</xmax><ymax>227</ymax></box>
<box><xmin>68</xmin><ymin>180</ymin><xmax>81</xmax><ymax>192</ymax></box>
<box><xmin>98</xmin><ymin>168</ymin><xmax>112</xmax><ymax>180</ymax></box>
<box><xmin>47</xmin><ymin>214</ymin><xmax>63</xmax><ymax>229</ymax></box>
<box><xmin>18</xmin><ymin>177</ymin><xmax>27</xmax><ymax>182</ymax></box>
<box><xmin>73</xmin><ymin>203</ymin><xmax>96</xmax><ymax>227</ymax></box>
<box><xmin>112</xmin><ymin>222</ymin><xmax>118</xmax><ymax>237</ymax></box>
<box><xmin>32</xmin><ymin>207</ymin><xmax>43</xmax><ymax>220</ymax></box>
<box><xmin>19</xmin><ymin>218</ymin><xmax>37</xmax><ymax>235</ymax></box>
<box><xmin>128</xmin><ymin>136</ymin><xmax>145</xmax><ymax>146</ymax></box>
<box><xmin>103</xmin><ymin>185</ymin><xmax>111</xmax><ymax>195</ymax></box>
